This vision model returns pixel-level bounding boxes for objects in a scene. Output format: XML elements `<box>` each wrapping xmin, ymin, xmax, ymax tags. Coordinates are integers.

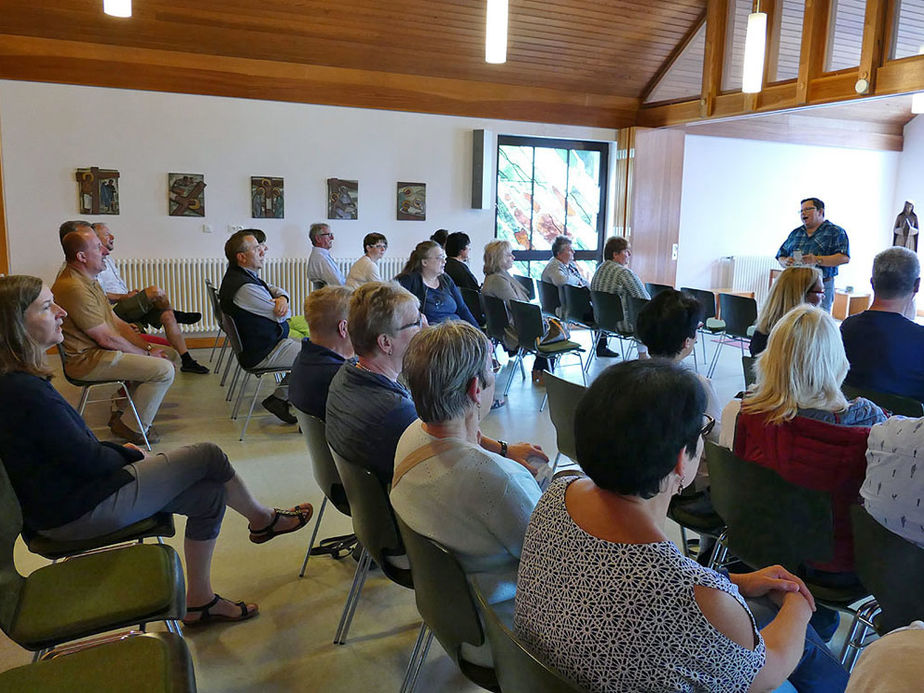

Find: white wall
<box><xmin>676</xmin><ymin>134</ymin><xmax>900</xmax><ymax>293</ymax></box>
<box><xmin>893</xmin><ymin>114</ymin><xmax>924</xmax><ymax>227</ymax></box>
<box><xmin>0</xmin><ymin>80</ymin><xmax>616</xmax><ymax>284</ymax></box>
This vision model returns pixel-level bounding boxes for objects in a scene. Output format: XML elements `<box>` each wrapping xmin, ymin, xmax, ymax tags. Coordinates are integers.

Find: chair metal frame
<box><xmin>56</xmin><ymin>346</ymin><xmax>151</xmax><ymax>451</ymax></box>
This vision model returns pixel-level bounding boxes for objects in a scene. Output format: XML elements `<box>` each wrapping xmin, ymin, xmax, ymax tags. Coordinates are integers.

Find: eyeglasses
<box><xmin>318</xmin><ymin>232</ymin><xmax>333</xmax><ymax>238</ymax></box>
<box><xmin>397</xmin><ymin>312</ymin><xmax>423</xmax><ymax>330</ymax></box>
<box><xmin>700</xmin><ymin>414</ymin><xmax>716</xmax><ymax>439</ymax></box>
<box><xmin>426</xmin><ymin>254</ymin><xmax>446</xmax><ymax>262</ymax></box>
<box><xmin>372</xmin><ymin>244</ymin><xmax>387</xmax><ymax>249</ymax></box>
<box><xmin>800</xmin><ymin>206</ymin><xmax>817</xmax><ymax>213</ymax></box>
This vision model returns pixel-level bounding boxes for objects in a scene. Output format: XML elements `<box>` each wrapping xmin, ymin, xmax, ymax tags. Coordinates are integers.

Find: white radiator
<box><xmin>114</xmin><ymin>256</ymin><xmax>407</xmax><ymax>333</ymax></box>
<box><xmin>730</xmin><ymin>255</ymin><xmax>777</xmax><ymax>308</ymax></box>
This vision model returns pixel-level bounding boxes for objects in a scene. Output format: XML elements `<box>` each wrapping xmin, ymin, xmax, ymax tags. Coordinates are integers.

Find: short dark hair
<box><xmin>445</xmin><ymin>232</ymin><xmax>471</xmax><ymax>258</ymax></box>
<box><xmin>551</xmin><ymin>235</ymin><xmax>572</xmax><ymax>258</ymax></box>
<box><xmin>308</xmin><ymin>223</ymin><xmax>329</xmax><ymax>244</ymax></box>
<box><xmin>575</xmin><ymin>360</ymin><xmax>706</xmax><ymax>499</ymax></box>
<box><xmin>801</xmin><ymin>197</ymin><xmax>825</xmax><ymax>213</ymax></box>
<box><xmin>58</xmin><ymin>220</ymin><xmax>91</xmax><ymax>248</ymax></box>
<box><xmin>636</xmin><ymin>289</ymin><xmax>703</xmax><ymax>357</ymax></box>
<box><xmin>363</xmin><ymin>232</ymin><xmax>387</xmax><ymax>251</ymax></box>
<box><xmin>225</xmin><ymin>229</ymin><xmax>260</xmax><ymax>264</ymax></box>
<box><xmin>430</xmin><ymin>229</ymin><xmax>449</xmax><ymax>247</ymax></box>
<box><xmin>604</xmin><ymin>236</ymin><xmax>629</xmax><ymax>260</ymax></box>
<box><xmin>872</xmin><ymin>247</ymin><xmax>920</xmax><ymax>299</ymax></box>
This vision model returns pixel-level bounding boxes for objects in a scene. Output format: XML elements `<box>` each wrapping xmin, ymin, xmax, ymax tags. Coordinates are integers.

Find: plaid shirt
<box><xmin>776</xmin><ymin>220</ymin><xmax>850</xmax><ymax>280</ymax></box>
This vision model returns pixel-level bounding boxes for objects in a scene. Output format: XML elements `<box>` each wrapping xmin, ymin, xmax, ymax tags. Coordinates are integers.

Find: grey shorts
<box><xmin>114</xmin><ymin>291</ymin><xmax>161</xmax><ymax>327</ymax></box>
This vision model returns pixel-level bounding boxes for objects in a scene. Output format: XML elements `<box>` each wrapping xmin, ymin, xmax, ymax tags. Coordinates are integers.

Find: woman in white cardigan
<box><xmin>345</xmin><ymin>232</ymin><xmax>387</xmax><ymax>289</ymax></box>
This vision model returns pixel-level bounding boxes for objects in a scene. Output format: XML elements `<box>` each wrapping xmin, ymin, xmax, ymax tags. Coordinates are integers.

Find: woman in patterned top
<box><xmin>514</xmin><ymin>360</ymin><xmax>848</xmax><ymax>693</ymax></box>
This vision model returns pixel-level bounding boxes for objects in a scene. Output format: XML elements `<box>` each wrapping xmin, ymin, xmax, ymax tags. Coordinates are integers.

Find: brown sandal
<box><xmin>249</xmin><ymin>503</ymin><xmax>313</xmax><ymax>545</ymax></box>
<box><xmin>182</xmin><ymin>594</ymin><xmax>258</xmax><ymax>627</ymax></box>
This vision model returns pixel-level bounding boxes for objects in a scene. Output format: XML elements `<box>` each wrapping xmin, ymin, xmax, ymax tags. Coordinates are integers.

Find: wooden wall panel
<box><xmin>629</xmin><ymin>128</ymin><xmax>685</xmax><ymax>287</ymax></box>
<box><xmin>0</xmin><ymin>35</ymin><xmax>638</xmax><ymax>129</ymax></box>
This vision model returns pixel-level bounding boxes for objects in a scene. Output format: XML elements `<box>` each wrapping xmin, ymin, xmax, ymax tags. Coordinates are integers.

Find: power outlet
<box><xmin>671</xmin><ymin>243</ymin><xmax>679</xmax><ymax>261</ymax></box>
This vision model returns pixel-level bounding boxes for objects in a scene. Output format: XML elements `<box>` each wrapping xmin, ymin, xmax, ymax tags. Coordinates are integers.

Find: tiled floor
<box><xmin>0</xmin><ymin>332</ymin><xmax>855</xmax><ymax>691</ymax></box>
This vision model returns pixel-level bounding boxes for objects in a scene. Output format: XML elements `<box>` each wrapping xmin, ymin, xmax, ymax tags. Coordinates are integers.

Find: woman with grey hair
<box><xmin>390</xmin><ymin>321</ymin><xmax>547</xmax><ymax>664</ymax></box>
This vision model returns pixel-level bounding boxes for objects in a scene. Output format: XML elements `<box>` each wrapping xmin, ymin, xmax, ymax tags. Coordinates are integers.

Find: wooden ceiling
<box><xmin>0</xmin><ymin>0</ymin><xmax>710</xmax><ymax>127</ymax></box>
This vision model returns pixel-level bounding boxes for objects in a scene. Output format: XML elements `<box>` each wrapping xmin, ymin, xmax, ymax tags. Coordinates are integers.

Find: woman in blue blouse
<box><xmin>396</xmin><ymin>240</ymin><xmax>478</xmax><ymax>327</ymax></box>
<box><xmin>0</xmin><ymin>275</ymin><xmax>312</xmax><ymax>627</ymax></box>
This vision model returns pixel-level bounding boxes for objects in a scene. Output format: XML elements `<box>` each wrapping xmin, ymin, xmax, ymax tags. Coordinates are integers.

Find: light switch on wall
<box><xmin>671</xmin><ymin>243</ymin><xmax>679</xmax><ymax>261</ymax></box>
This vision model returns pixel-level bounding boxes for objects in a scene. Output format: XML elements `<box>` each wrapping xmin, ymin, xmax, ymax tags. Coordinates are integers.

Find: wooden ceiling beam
<box><xmin>796</xmin><ymin>0</ymin><xmax>831</xmax><ymax>105</ymax></box>
<box><xmin>701</xmin><ymin>0</ymin><xmax>729</xmax><ymax>118</ymax></box>
<box><xmin>0</xmin><ymin>34</ymin><xmax>639</xmax><ymax>129</ymax></box>
<box><xmin>857</xmin><ymin>0</ymin><xmax>892</xmax><ymax>93</ymax></box>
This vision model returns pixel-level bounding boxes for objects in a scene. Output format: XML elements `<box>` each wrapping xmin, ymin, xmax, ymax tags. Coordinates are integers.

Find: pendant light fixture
<box><xmin>103</xmin><ymin>0</ymin><xmax>132</xmax><ymax>18</ymax></box>
<box><xmin>742</xmin><ymin>5</ymin><xmax>768</xmax><ymax>94</ymax></box>
<box><xmin>485</xmin><ymin>0</ymin><xmax>508</xmax><ymax>64</ymax></box>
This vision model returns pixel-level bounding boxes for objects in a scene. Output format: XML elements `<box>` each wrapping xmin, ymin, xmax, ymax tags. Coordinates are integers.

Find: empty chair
<box><xmin>511</xmin><ymin>274</ymin><xmax>536</xmax><ymax>301</ymax></box>
<box><xmin>537</xmin><ymin>280</ymin><xmax>562</xmax><ymax>318</ymax></box>
<box><xmin>645</xmin><ymin>282</ymin><xmax>673</xmax><ymax>298</ymax></box>
<box><xmin>293</xmin><ymin>411</ymin><xmax>351</xmax><ymax>577</ymax></box>
<box><xmin>396</xmin><ymin>517</ymin><xmax>499</xmax><ymax>693</ymax></box>
<box><xmin>707</xmin><ymin>294</ymin><xmax>757</xmax><ymax>378</ymax></box>
<box><xmin>472</xmin><ymin>582</ymin><xmax>584</xmax><ymax>693</ymax></box>
<box><xmin>680</xmin><ymin>287</ymin><xmax>726</xmax><ymax>367</ymax></box>
<box><xmin>841</xmin><ymin>384</ymin><xmax>924</xmax><ymax>417</ymax></box>
<box><xmin>329</xmin><ymin>448</ymin><xmax>413</xmax><ymax>645</ymax></box>
<box><xmin>56</xmin><ymin>346</ymin><xmax>151</xmax><ymax>451</ymax></box>
<box><xmin>543</xmin><ymin>371</ymin><xmax>586</xmax><ymax>474</ymax></box>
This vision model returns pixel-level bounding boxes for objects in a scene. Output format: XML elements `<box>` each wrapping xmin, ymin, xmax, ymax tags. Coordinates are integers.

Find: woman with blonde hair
<box><xmin>750</xmin><ymin>266</ymin><xmax>824</xmax><ymax>356</ymax></box>
<box><xmin>720</xmin><ymin>305</ymin><xmax>885</xmax><ymax>639</ymax></box>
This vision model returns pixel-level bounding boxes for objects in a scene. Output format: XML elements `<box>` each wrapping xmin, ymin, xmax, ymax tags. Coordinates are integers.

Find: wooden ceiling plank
<box><xmin>702</xmin><ymin>0</ymin><xmax>729</xmax><ymax>117</ymax></box>
<box><xmin>857</xmin><ymin>0</ymin><xmax>893</xmax><ymax>92</ymax></box>
<box><xmin>641</xmin><ymin>13</ymin><xmax>707</xmax><ymax>102</ymax></box>
<box><xmin>797</xmin><ymin>0</ymin><xmax>831</xmax><ymax>104</ymax></box>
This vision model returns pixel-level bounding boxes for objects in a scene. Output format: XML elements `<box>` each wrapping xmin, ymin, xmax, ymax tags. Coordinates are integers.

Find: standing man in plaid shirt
<box><xmin>776</xmin><ymin>197</ymin><xmax>850</xmax><ymax>312</ymax></box>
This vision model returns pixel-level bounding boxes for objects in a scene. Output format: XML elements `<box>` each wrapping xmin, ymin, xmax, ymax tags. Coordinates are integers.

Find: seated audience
<box><xmin>392</xmin><ymin>322</ymin><xmax>544</xmax><ymax>662</ymax></box>
<box><xmin>345</xmin><ymin>232</ymin><xmax>387</xmax><ymax>289</ymax></box>
<box><xmin>395</xmin><ymin>241</ymin><xmax>478</xmax><ymax>327</ymax></box>
<box><xmin>289</xmin><ymin>286</ymin><xmax>354</xmax><ymax>421</ymax></box>
<box><xmin>307</xmin><ymin>222</ymin><xmax>345</xmax><ymax>288</ymax></box>
<box><xmin>326</xmin><ymin>282</ymin><xmax>544</xmax><ymax>486</ymax></box>
<box><xmin>52</xmin><ymin>228</ymin><xmax>177</xmax><ymax>445</ymax></box>
<box><xmin>515</xmin><ymin>360</ymin><xmax>847</xmax><ymax>693</ymax></box>
<box><xmin>543</xmin><ymin>234</ymin><xmax>618</xmax><ymax>358</ymax></box>
<box><xmin>430</xmin><ymin>228</ymin><xmax>449</xmax><ymax>247</ymax></box>
<box><xmin>482</xmin><ymin>239</ymin><xmax>549</xmax><ymax>379</ymax></box>
<box><xmin>590</xmin><ymin>235</ymin><xmax>649</xmax><ymax>357</ymax></box>
<box><xmin>443</xmin><ymin>232</ymin><xmax>480</xmax><ymax>292</ymax></box>
<box><xmin>0</xmin><ymin>275</ymin><xmax>312</xmax><ymax>627</ymax></box>
<box><xmin>861</xmin><ymin>416</ymin><xmax>924</xmax><ymax>548</ymax></box>
<box><xmin>86</xmin><ymin>221</ymin><xmax>207</xmax><ymax>374</ymax></box>
<box><xmin>841</xmin><ymin>247</ymin><xmax>924</xmax><ymax>401</ymax></box>
<box><xmin>720</xmin><ymin>306</ymin><xmax>885</xmax><ymax>582</ymax></box>
<box><xmin>751</xmin><ymin>266</ymin><xmax>824</xmax><ymax>356</ymax></box>
<box><xmin>219</xmin><ymin>230</ymin><xmax>299</xmax><ymax>424</ymax></box>
<box><xmin>636</xmin><ymin>289</ymin><xmax>721</xmax><ymax>441</ymax></box>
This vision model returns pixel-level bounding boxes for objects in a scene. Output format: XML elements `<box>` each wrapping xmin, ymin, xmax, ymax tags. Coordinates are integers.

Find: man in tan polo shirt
<box><xmin>52</xmin><ymin>227</ymin><xmax>177</xmax><ymax>445</ymax></box>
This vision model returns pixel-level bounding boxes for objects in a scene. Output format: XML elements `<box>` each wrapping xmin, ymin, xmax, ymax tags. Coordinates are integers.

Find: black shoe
<box><xmin>596</xmin><ymin>345</ymin><xmax>621</xmax><ymax>358</ymax></box>
<box><xmin>180</xmin><ymin>359</ymin><xmax>209</xmax><ymax>374</ymax></box>
<box><xmin>173</xmin><ymin>310</ymin><xmax>202</xmax><ymax>325</ymax></box>
<box><xmin>262</xmin><ymin>395</ymin><xmax>297</xmax><ymax>424</ymax></box>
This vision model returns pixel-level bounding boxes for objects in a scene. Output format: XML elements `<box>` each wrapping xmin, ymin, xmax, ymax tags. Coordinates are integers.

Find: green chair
<box><xmin>0</xmin><ymin>632</ymin><xmax>196</xmax><ymax>692</ymax></box>
<box><xmin>0</xmin><ymin>461</ymin><xmax>186</xmax><ymax>654</ymax></box>
<box><xmin>24</xmin><ymin>512</ymin><xmax>175</xmax><ymax>561</ymax></box>
<box><xmin>543</xmin><ymin>371</ymin><xmax>586</xmax><ymax>474</ymax></box>
<box><xmin>472</xmin><ymin>582</ymin><xmax>585</xmax><ymax>693</ymax></box>
<box><xmin>329</xmin><ymin>449</ymin><xmax>413</xmax><ymax>645</ymax></box>
<box><xmin>508</xmin><ymin>300</ymin><xmax>585</xmax><ymax>411</ymax></box>
<box><xmin>395</xmin><ymin>516</ymin><xmax>499</xmax><ymax>693</ymax></box>
<box><xmin>841</xmin><ymin>384</ymin><xmax>924</xmax><ymax>418</ymax></box>
<box><xmin>840</xmin><ymin>505</ymin><xmax>924</xmax><ymax>670</ymax></box>
<box><xmin>293</xmin><ymin>411</ymin><xmax>352</xmax><ymax>578</ymax></box>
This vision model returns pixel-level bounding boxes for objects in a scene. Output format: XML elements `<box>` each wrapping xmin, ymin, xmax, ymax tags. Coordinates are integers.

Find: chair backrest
<box><xmin>460</xmin><ymin>287</ymin><xmax>485</xmax><ymax>325</ymax></box>
<box><xmin>205</xmin><ymin>282</ymin><xmax>224</xmax><ymax>323</ymax></box>
<box><xmin>293</xmin><ymin>410</ymin><xmax>350</xmax><ymax>516</ymax></box>
<box><xmin>509</xmin><ymin>300</ymin><xmax>545</xmax><ymax>349</ymax></box>
<box><xmin>544</xmin><ymin>372</ymin><xmax>586</xmax><ymax>463</ymax></box>
<box><xmin>471</xmin><ymin>582</ymin><xmax>585</xmax><ymax>693</ymax></box>
<box><xmin>537</xmin><ymin>280</ymin><xmax>562</xmax><ymax>316</ymax></box>
<box><xmin>482</xmin><ymin>294</ymin><xmax>511</xmax><ymax>345</ymax></box>
<box><xmin>589</xmin><ymin>290</ymin><xmax>625</xmax><ymax>334</ymax></box>
<box><xmin>511</xmin><ymin>275</ymin><xmax>536</xmax><ymax>301</ymax></box>
<box><xmin>851</xmin><ymin>505</ymin><xmax>924</xmax><ymax>633</ymax></box>
<box><xmin>624</xmin><ymin>296</ymin><xmax>649</xmax><ymax>335</ymax></box>
<box><xmin>706</xmin><ymin>441</ymin><xmax>834</xmax><ymax>572</ymax></box>
<box><xmin>841</xmin><ymin>384</ymin><xmax>924</xmax><ymax>418</ymax></box>
<box><xmin>55</xmin><ymin>345</ymin><xmax>79</xmax><ymax>387</ymax></box>
<box><xmin>0</xmin><ymin>459</ymin><xmax>26</xmax><ymax>636</ymax></box>
<box><xmin>680</xmin><ymin>287</ymin><xmax>717</xmax><ymax>321</ymax></box>
<box><xmin>561</xmin><ymin>285</ymin><xmax>593</xmax><ymax>327</ymax></box>
<box><xmin>329</xmin><ymin>448</ymin><xmax>412</xmax><ymax>588</ymax></box>
<box><xmin>395</xmin><ymin>516</ymin><xmax>487</xmax><ymax>669</ymax></box>
<box><xmin>718</xmin><ymin>294</ymin><xmax>758</xmax><ymax>339</ymax></box>
<box><xmin>741</xmin><ymin>355</ymin><xmax>757</xmax><ymax>390</ymax></box>
<box><xmin>645</xmin><ymin>282</ymin><xmax>673</xmax><ymax>298</ymax></box>
<box><xmin>219</xmin><ymin>313</ymin><xmax>245</xmax><ymax>360</ymax></box>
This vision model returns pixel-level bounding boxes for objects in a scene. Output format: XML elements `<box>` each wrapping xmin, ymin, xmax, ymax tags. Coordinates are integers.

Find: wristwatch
<box><xmin>145</xmin><ymin>343</ymin><xmax>153</xmax><ymax>353</ymax></box>
<box><xmin>498</xmin><ymin>440</ymin><xmax>508</xmax><ymax>458</ymax></box>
